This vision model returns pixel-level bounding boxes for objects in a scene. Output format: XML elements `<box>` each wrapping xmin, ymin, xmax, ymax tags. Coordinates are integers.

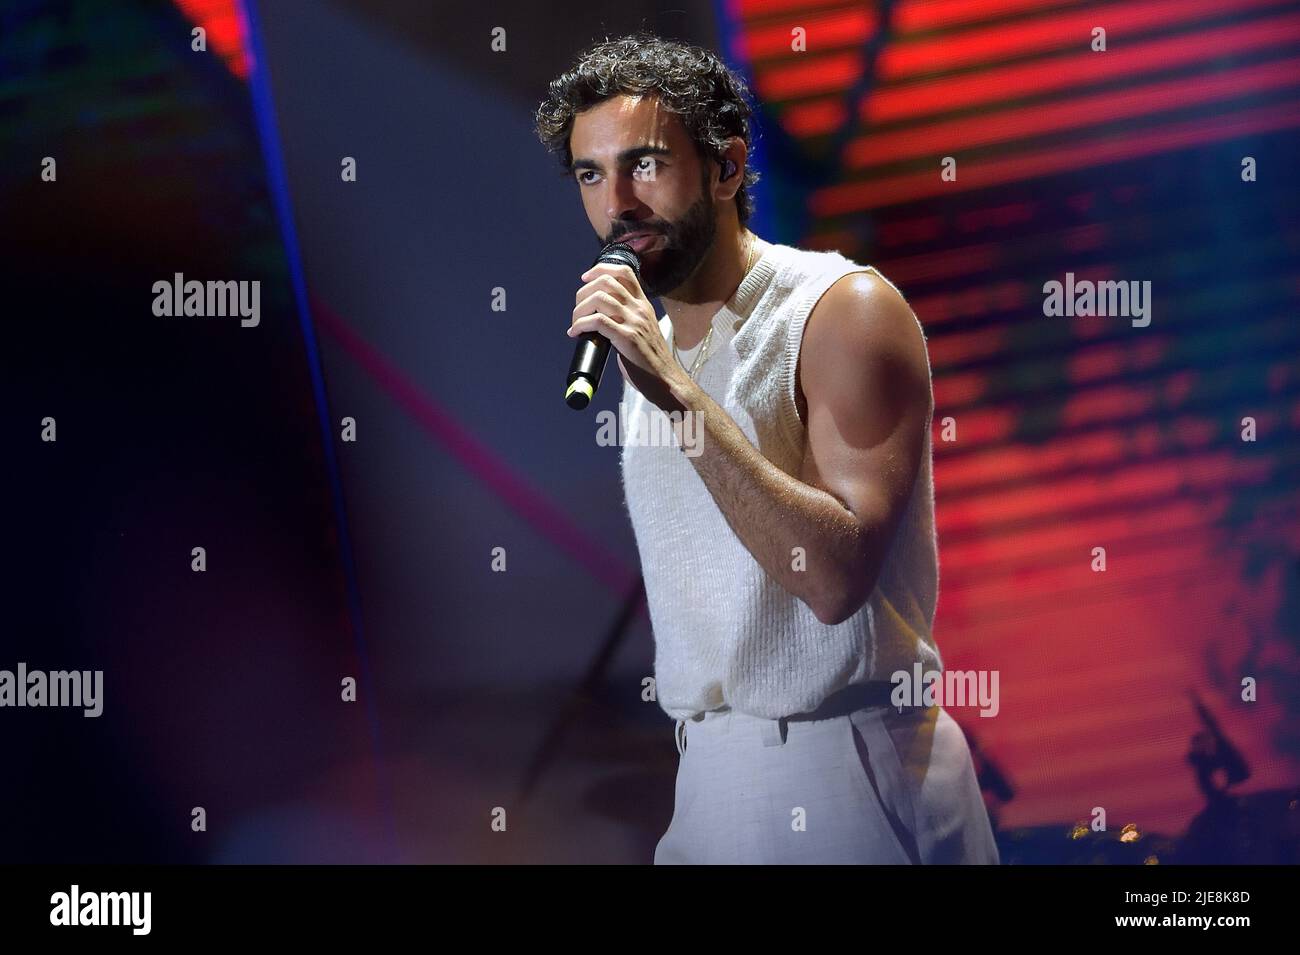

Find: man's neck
<box><xmin>661</xmin><ymin>225</ymin><xmax>765</xmax><ymax>350</ymax></box>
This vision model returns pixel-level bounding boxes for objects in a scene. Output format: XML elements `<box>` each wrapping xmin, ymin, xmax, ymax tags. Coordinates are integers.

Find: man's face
<box><xmin>568</xmin><ymin>94</ymin><xmax>718</xmax><ymax>297</ymax></box>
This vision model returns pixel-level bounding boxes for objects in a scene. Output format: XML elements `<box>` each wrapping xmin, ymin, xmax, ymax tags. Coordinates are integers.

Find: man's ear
<box><xmin>716</xmin><ymin>138</ymin><xmax>747</xmax><ymax>199</ymax></box>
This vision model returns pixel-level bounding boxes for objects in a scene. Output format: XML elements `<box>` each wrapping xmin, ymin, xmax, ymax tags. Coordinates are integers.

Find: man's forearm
<box><xmin>666</xmin><ymin>376</ymin><xmax>872</xmax><ymax>625</ymax></box>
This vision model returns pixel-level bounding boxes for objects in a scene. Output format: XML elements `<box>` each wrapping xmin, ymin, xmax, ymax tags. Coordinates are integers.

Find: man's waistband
<box><xmin>784</xmin><ymin>680</ymin><xmax>898</xmax><ymax>722</ymax></box>
<box><xmin>691</xmin><ymin>681</ymin><xmax>899</xmax><ymax>724</ymax></box>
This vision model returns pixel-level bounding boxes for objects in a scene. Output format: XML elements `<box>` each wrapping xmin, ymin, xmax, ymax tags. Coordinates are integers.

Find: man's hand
<box><xmin>567</xmin><ymin>262</ymin><xmax>691</xmax><ymax>413</ymax></box>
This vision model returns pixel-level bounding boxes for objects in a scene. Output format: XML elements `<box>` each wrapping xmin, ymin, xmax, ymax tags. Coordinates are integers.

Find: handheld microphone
<box><xmin>565</xmin><ymin>241</ymin><xmax>642</xmax><ymax>410</ymax></box>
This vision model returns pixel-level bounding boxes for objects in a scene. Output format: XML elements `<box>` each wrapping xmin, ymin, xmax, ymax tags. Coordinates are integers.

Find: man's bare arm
<box><xmin>668</xmin><ymin>271</ymin><xmax>932</xmax><ymax>625</ymax></box>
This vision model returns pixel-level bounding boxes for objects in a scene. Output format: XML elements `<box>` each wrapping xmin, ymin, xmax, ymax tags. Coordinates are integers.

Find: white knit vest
<box><xmin>619</xmin><ymin>241</ymin><xmax>942</xmax><ymax>721</ymax></box>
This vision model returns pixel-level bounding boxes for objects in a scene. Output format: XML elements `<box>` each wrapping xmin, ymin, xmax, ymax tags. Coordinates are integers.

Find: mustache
<box><xmin>608</xmin><ymin>224</ymin><xmax>672</xmax><ymax>243</ymax></box>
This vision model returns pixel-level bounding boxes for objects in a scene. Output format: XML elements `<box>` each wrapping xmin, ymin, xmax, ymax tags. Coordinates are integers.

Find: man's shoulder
<box><xmin>768</xmin><ymin>242</ymin><xmax>924</xmax><ymax>373</ymax></box>
<box><xmin>775</xmin><ymin>243</ymin><xmax>855</xmax><ymax>280</ymax></box>
<box><xmin>762</xmin><ymin>243</ymin><xmax>918</xmax><ymax>348</ymax></box>
<box><xmin>802</xmin><ymin>266</ymin><xmax>930</xmax><ymax>393</ymax></box>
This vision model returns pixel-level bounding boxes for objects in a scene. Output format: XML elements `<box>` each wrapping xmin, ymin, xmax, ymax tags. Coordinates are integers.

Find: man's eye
<box><xmin>576</xmin><ymin>170</ymin><xmax>600</xmax><ymax>185</ymax></box>
<box><xmin>633</xmin><ymin>158</ymin><xmax>658</xmax><ymax>181</ymax></box>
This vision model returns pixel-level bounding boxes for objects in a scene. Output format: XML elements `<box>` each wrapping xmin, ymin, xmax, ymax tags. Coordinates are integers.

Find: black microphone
<box><xmin>565</xmin><ymin>241</ymin><xmax>642</xmax><ymax>410</ymax></box>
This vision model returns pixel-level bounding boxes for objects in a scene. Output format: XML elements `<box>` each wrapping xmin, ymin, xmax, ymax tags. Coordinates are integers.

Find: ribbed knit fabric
<box><xmin>620</xmin><ymin>241</ymin><xmax>942</xmax><ymax>721</ymax></box>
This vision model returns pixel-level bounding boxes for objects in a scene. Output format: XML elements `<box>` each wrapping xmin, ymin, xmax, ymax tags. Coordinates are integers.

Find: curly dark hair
<box><xmin>535</xmin><ymin>31</ymin><xmax>761</xmax><ymax>225</ymax></box>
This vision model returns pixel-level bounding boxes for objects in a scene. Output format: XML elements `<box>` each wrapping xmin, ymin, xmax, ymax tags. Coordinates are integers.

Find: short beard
<box><xmin>604</xmin><ymin>174</ymin><xmax>717</xmax><ymax>298</ymax></box>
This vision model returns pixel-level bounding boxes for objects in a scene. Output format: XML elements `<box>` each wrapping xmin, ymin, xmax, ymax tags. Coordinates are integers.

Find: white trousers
<box><xmin>654</xmin><ymin>703</ymin><xmax>1000</xmax><ymax>864</ymax></box>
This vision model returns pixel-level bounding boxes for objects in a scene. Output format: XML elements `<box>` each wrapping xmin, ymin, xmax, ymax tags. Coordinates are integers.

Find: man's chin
<box><xmin>640</xmin><ymin>256</ymin><xmax>695</xmax><ymax>298</ymax></box>
<box><xmin>641</xmin><ymin>277</ymin><xmax>679</xmax><ymax>299</ymax></box>
<box><xmin>638</xmin><ymin>269</ymin><xmax>668</xmax><ymax>298</ymax></box>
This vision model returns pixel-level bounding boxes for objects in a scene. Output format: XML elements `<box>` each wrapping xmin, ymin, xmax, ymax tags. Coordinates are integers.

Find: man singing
<box><xmin>536</xmin><ymin>32</ymin><xmax>999</xmax><ymax>864</ymax></box>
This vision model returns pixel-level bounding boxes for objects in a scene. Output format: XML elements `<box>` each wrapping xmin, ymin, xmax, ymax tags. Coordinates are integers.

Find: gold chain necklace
<box><xmin>674</xmin><ymin>232</ymin><xmax>756</xmax><ymax>381</ymax></box>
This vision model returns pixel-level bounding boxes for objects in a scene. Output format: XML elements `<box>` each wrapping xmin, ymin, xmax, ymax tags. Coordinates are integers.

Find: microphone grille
<box><xmin>598</xmin><ymin>241</ymin><xmax>641</xmax><ymax>278</ymax></box>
